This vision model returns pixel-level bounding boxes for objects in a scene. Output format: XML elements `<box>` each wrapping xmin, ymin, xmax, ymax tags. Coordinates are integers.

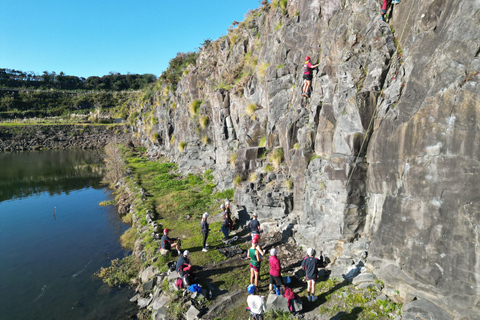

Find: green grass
<box><xmin>189</xmin><ymin>100</ymin><xmax>202</xmax><ymax>117</ymax></box>
<box><xmin>258</xmin><ymin>136</ymin><xmax>266</xmax><ymax>147</ymax></box>
<box><xmin>233</xmin><ymin>175</ymin><xmax>242</xmax><ymax>186</ymax></box>
<box><xmin>99</xmin><ymin>200</ymin><xmax>115</xmax><ymax>206</ymax></box>
<box><xmin>95</xmin><ymin>255</ymin><xmax>142</xmax><ymax>287</ymax></box>
<box><xmin>214</xmin><ymin>188</ymin><xmax>234</xmax><ymax>200</ymax></box>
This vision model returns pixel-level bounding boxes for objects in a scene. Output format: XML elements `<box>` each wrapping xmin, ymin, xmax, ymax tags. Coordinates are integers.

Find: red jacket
<box><xmin>269</xmin><ymin>255</ymin><xmax>281</xmax><ymax>277</ymax></box>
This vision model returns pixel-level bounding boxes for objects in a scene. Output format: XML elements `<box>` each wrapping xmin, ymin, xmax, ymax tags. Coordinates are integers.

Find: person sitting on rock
<box><xmin>225</xmin><ymin>200</ymin><xmax>234</xmax><ymax>231</ymax></box>
<box><xmin>269</xmin><ymin>248</ymin><xmax>284</xmax><ymax>294</ymax></box>
<box><xmin>249</xmin><ymin>234</ymin><xmax>264</xmax><ymax>287</ymax></box>
<box><xmin>302</xmin><ymin>56</ymin><xmax>320</xmax><ymax>98</ymax></box>
<box><xmin>246</xmin><ymin>284</ymin><xmax>266</xmax><ymax>320</ymax></box>
<box><xmin>249</xmin><ymin>212</ymin><xmax>261</xmax><ymax>240</ymax></box>
<box><xmin>176</xmin><ymin>250</ymin><xmax>192</xmax><ymax>276</ymax></box>
<box><xmin>301</xmin><ymin>248</ymin><xmax>323</xmax><ymax>302</ymax></box>
<box><xmin>161</xmin><ymin>228</ymin><xmax>181</xmax><ymax>255</ymax></box>
<box><xmin>220</xmin><ymin>204</ymin><xmax>230</xmax><ymax>240</ymax></box>
<box><xmin>201</xmin><ymin>212</ymin><xmax>209</xmax><ymax>252</ymax></box>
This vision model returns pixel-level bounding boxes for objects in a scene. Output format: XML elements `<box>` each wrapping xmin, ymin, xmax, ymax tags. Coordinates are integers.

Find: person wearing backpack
<box><xmin>301</xmin><ymin>248</ymin><xmax>323</xmax><ymax>301</ymax></box>
<box><xmin>249</xmin><ymin>235</ymin><xmax>264</xmax><ymax>287</ymax></box>
<box><xmin>246</xmin><ymin>284</ymin><xmax>266</xmax><ymax>320</ymax></box>
<box><xmin>201</xmin><ymin>212</ymin><xmax>209</xmax><ymax>252</ymax></box>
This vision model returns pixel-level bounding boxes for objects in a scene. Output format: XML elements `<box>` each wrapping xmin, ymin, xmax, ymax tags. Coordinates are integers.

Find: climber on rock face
<box><xmin>302</xmin><ymin>56</ymin><xmax>320</xmax><ymax>98</ymax></box>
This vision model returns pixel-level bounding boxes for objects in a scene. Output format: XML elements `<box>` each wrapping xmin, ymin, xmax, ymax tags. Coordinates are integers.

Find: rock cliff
<box><xmin>130</xmin><ymin>0</ymin><xmax>480</xmax><ymax>318</ymax></box>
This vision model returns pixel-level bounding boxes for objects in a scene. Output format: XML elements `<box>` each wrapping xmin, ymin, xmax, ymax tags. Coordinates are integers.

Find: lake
<box><xmin>0</xmin><ymin>150</ymin><xmax>136</xmax><ymax>320</ymax></box>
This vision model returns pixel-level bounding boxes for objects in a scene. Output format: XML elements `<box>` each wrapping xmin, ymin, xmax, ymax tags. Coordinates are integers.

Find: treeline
<box><xmin>0</xmin><ymin>89</ymin><xmax>134</xmax><ymax>119</ymax></box>
<box><xmin>0</xmin><ymin>69</ymin><xmax>157</xmax><ymax>91</ymax></box>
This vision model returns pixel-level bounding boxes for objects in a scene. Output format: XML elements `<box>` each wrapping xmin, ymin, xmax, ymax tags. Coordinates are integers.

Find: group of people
<box><xmin>160</xmin><ymin>201</ymin><xmax>324</xmax><ymax>319</ymax></box>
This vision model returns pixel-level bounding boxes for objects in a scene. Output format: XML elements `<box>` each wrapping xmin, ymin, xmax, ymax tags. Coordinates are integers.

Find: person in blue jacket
<box><xmin>301</xmin><ymin>248</ymin><xmax>323</xmax><ymax>302</ymax></box>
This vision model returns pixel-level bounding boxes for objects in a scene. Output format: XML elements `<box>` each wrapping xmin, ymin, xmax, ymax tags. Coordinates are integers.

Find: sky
<box><xmin>0</xmin><ymin>0</ymin><xmax>261</xmax><ymax>78</ymax></box>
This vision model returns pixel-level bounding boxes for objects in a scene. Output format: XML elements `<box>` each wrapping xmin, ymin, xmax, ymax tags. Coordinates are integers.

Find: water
<box><xmin>0</xmin><ymin>150</ymin><xmax>136</xmax><ymax>320</ymax></box>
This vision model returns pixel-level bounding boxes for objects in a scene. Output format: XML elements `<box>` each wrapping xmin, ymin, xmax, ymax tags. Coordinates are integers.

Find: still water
<box><xmin>0</xmin><ymin>150</ymin><xmax>136</xmax><ymax>320</ymax></box>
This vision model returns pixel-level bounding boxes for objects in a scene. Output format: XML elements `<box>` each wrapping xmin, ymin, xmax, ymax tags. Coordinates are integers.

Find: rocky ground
<box><xmin>129</xmin><ymin>222</ymin><xmax>402</xmax><ymax>320</ymax></box>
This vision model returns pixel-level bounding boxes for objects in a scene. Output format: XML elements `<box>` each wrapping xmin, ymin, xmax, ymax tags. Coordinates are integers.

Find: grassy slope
<box><xmin>100</xmin><ymin>147</ymin><xmax>401</xmax><ymax>320</ymax></box>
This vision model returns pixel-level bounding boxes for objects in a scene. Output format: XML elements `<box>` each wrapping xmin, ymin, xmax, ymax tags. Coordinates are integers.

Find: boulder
<box><xmin>151</xmin><ymin>295</ymin><xmax>170</xmax><ymax>310</ymax></box>
<box><xmin>266</xmin><ymin>293</ymin><xmax>290</xmax><ymax>312</ymax></box>
<box><xmin>137</xmin><ymin>296</ymin><xmax>153</xmax><ymax>309</ymax></box>
<box><xmin>153</xmin><ymin>307</ymin><xmax>168</xmax><ymax>320</ymax></box>
<box><xmin>142</xmin><ymin>278</ymin><xmax>156</xmax><ymax>292</ymax></box>
<box><xmin>402</xmin><ymin>299</ymin><xmax>454</xmax><ymax>320</ymax></box>
<box><xmin>185</xmin><ymin>305</ymin><xmax>201</xmax><ymax>320</ymax></box>
<box><xmin>141</xmin><ymin>266</ymin><xmax>159</xmax><ymax>283</ymax></box>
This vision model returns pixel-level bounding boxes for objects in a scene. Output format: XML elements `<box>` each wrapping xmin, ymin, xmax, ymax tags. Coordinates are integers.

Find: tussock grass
<box><xmin>271</xmin><ymin>147</ymin><xmax>284</xmax><ymax>168</ymax></box>
<box><xmin>233</xmin><ymin>175</ymin><xmax>243</xmax><ymax>186</ymax></box>
<box><xmin>229</xmin><ymin>153</ymin><xmax>237</xmax><ymax>168</ymax></box>
<box><xmin>246</xmin><ymin>103</ymin><xmax>257</xmax><ymax>116</ymax></box>
<box><xmin>179</xmin><ymin>141</ymin><xmax>187</xmax><ymax>152</ymax></box>
<box><xmin>189</xmin><ymin>100</ymin><xmax>202</xmax><ymax>117</ymax></box>
<box><xmin>257</xmin><ymin>62</ymin><xmax>270</xmax><ymax>79</ymax></box>
<box><xmin>199</xmin><ymin>116</ymin><xmax>209</xmax><ymax>129</ymax></box>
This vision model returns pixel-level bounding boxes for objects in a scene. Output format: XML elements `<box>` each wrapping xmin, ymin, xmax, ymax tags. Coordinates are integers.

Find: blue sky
<box><xmin>0</xmin><ymin>0</ymin><xmax>261</xmax><ymax>78</ymax></box>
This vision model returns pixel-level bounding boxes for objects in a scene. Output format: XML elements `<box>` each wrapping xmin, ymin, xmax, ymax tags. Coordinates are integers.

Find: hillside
<box><xmin>124</xmin><ymin>0</ymin><xmax>480</xmax><ymax>318</ymax></box>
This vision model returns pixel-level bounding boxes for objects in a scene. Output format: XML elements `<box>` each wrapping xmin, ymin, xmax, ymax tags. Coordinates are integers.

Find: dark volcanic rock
<box><xmin>128</xmin><ymin>0</ymin><xmax>480</xmax><ymax>318</ymax></box>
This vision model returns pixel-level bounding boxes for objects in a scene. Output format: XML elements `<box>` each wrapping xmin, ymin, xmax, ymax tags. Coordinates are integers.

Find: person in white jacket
<box><xmin>246</xmin><ymin>284</ymin><xmax>266</xmax><ymax>320</ymax></box>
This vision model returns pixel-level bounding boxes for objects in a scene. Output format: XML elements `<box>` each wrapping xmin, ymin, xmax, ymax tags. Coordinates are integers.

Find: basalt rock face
<box><xmin>133</xmin><ymin>0</ymin><xmax>480</xmax><ymax>317</ymax></box>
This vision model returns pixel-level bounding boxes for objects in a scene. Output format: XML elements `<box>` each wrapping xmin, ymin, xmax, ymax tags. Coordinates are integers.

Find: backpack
<box><xmin>283</xmin><ymin>287</ymin><xmax>295</xmax><ymax>300</ymax></box>
<box><xmin>175</xmin><ymin>277</ymin><xmax>183</xmax><ymax>289</ymax></box>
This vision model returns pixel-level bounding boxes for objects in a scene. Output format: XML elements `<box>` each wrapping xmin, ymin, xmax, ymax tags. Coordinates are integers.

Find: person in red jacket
<box><xmin>268</xmin><ymin>248</ymin><xmax>283</xmax><ymax>294</ymax></box>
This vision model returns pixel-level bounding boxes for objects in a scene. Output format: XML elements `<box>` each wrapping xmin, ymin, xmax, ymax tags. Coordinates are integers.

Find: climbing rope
<box><xmin>344</xmin><ymin>0</ymin><xmax>418</xmax><ymax>187</ymax></box>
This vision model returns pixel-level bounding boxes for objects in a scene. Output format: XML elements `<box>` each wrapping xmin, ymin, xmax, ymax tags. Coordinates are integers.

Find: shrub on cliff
<box><xmin>159</xmin><ymin>52</ymin><xmax>199</xmax><ymax>90</ymax></box>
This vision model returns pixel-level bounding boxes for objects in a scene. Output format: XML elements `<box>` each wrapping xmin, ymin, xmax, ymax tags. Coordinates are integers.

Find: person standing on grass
<box><xmin>249</xmin><ymin>234</ymin><xmax>264</xmax><ymax>287</ymax></box>
<box><xmin>268</xmin><ymin>248</ymin><xmax>283</xmax><ymax>294</ymax></box>
<box><xmin>201</xmin><ymin>212</ymin><xmax>209</xmax><ymax>252</ymax></box>
<box><xmin>220</xmin><ymin>204</ymin><xmax>230</xmax><ymax>240</ymax></box>
<box><xmin>301</xmin><ymin>248</ymin><xmax>323</xmax><ymax>302</ymax></box>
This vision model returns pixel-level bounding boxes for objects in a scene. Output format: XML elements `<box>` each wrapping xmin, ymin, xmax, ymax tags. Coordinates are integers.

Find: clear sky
<box><xmin>0</xmin><ymin>0</ymin><xmax>261</xmax><ymax>78</ymax></box>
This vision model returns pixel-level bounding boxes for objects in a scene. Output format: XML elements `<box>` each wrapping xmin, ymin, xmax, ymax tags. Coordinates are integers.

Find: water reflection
<box><xmin>0</xmin><ymin>150</ymin><xmax>106</xmax><ymax>202</ymax></box>
<box><xmin>0</xmin><ymin>149</ymin><xmax>135</xmax><ymax>320</ymax></box>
